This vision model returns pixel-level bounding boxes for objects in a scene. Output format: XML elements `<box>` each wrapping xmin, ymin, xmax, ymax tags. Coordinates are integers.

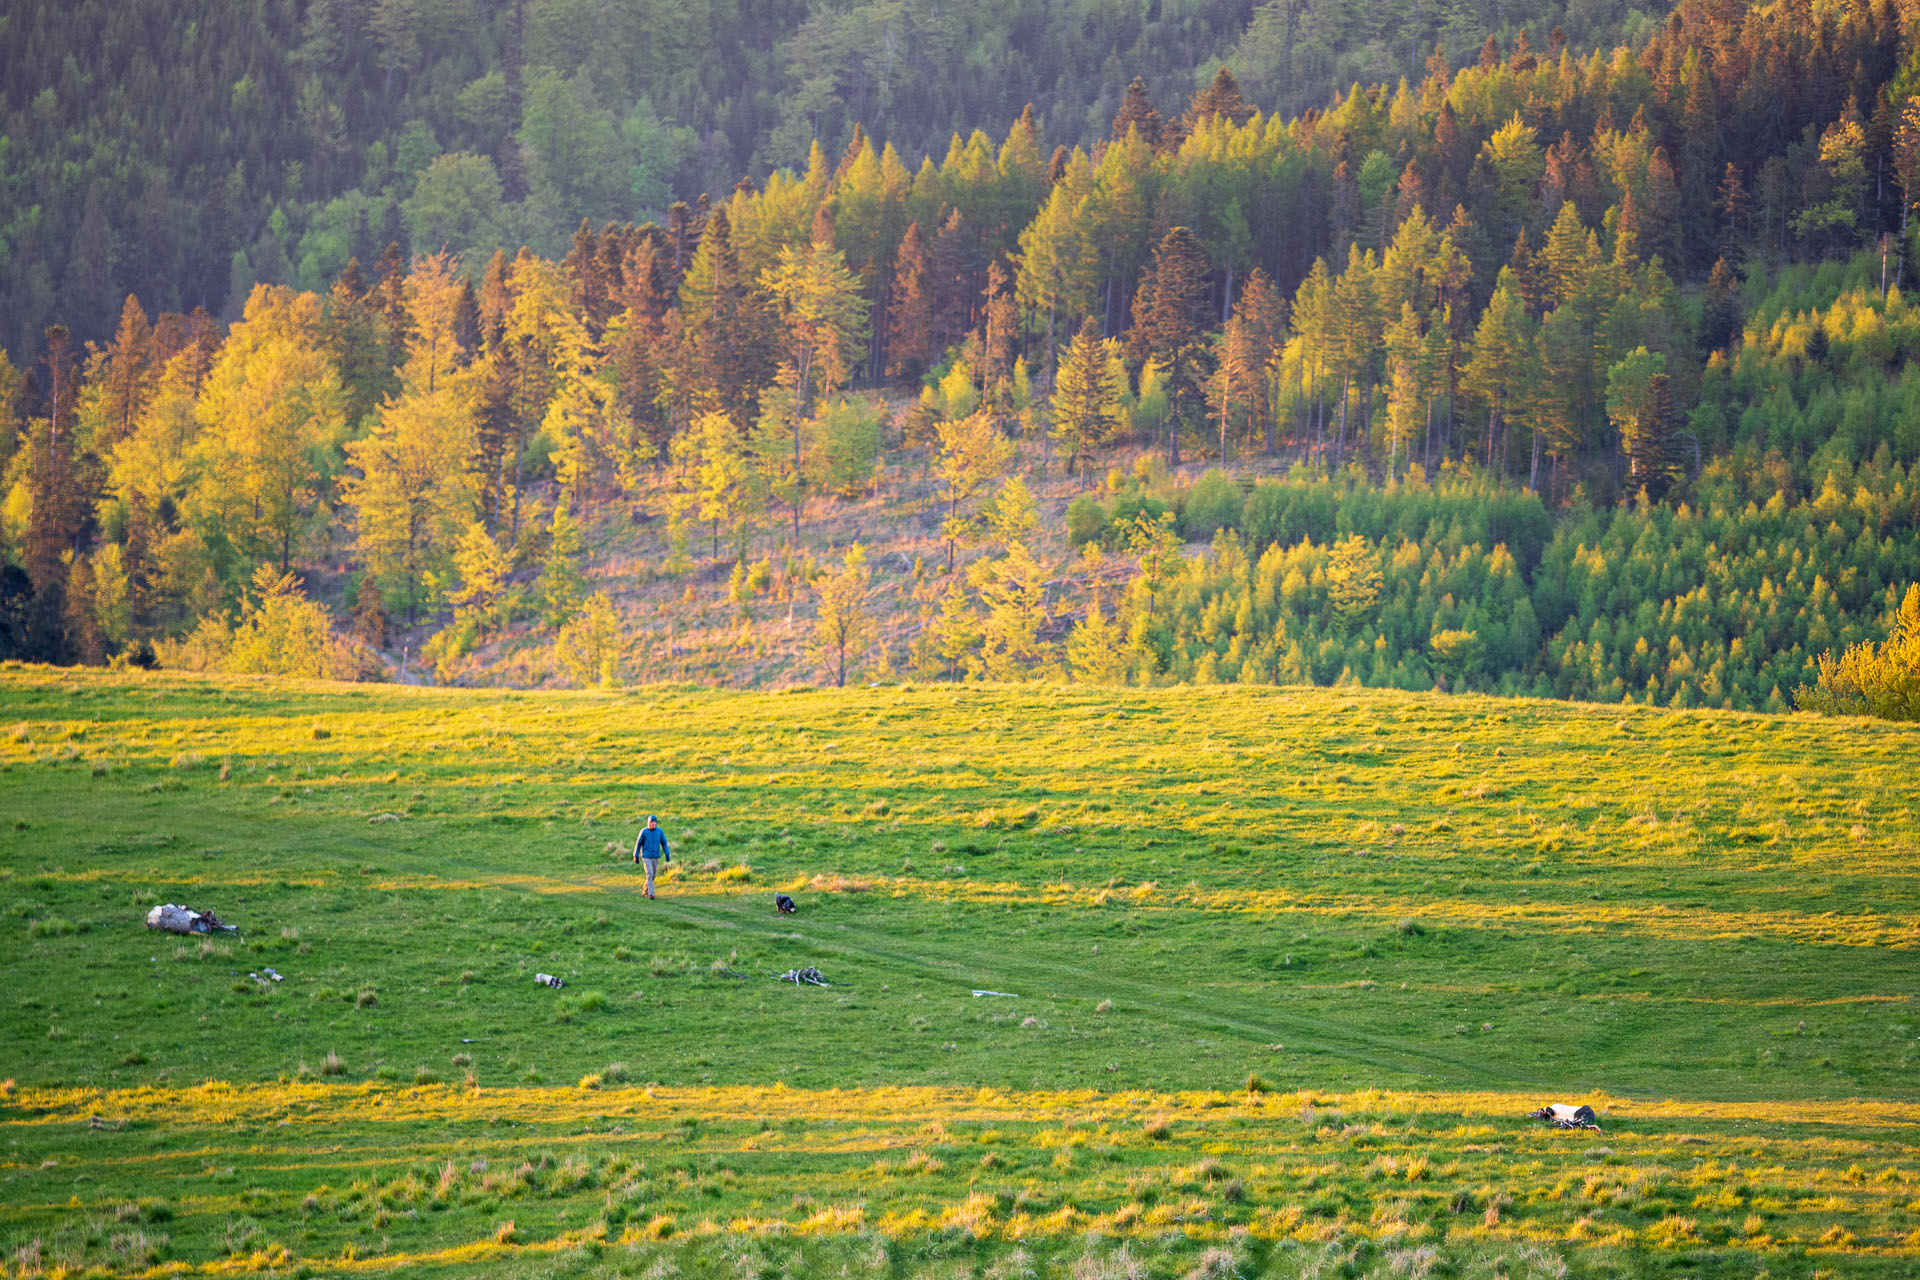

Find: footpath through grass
<box><xmin>1</xmin><ymin>668</ymin><xmax>1915</xmax><ymax>1278</ymax></box>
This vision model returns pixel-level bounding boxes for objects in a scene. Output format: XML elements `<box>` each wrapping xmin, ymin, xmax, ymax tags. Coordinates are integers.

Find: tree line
<box><xmin>3</xmin><ymin>0</ymin><xmax>1920</xmax><ymax>707</ymax></box>
<box><xmin>1</xmin><ymin>0</ymin><xmax>1661</xmax><ymax>363</ymax></box>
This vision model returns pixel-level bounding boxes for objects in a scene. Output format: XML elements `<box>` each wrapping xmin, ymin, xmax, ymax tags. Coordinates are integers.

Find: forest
<box><xmin>0</xmin><ymin>0</ymin><xmax>1670</xmax><ymax>358</ymax></box>
<box><xmin>4</xmin><ymin>0</ymin><xmax>1920</xmax><ymax>713</ymax></box>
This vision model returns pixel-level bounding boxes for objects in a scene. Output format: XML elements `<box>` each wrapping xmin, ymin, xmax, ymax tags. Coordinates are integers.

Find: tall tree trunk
<box><xmin>1219</xmin><ymin>365</ymin><xmax>1231</xmax><ymax>464</ymax></box>
<box><xmin>1336</xmin><ymin>373</ymin><xmax>1350</xmax><ymax>468</ymax></box>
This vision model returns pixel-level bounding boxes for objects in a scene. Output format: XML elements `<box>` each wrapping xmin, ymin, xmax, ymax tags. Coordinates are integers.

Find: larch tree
<box><xmin>189</xmin><ymin>286</ymin><xmax>349</xmax><ymax>574</ymax></box>
<box><xmin>926</xmin><ymin>579</ymin><xmax>979</xmax><ymax>682</ymax></box>
<box><xmin>1327</xmin><ymin>245</ymin><xmax>1380</xmax><ymax>466</ymax></box>
<box><xmin>1126</xmin><ymin>226</ymin><xmax>1213</xmax><ymax>464</ymax></box>
<box><xmin>343</xmin><ymin>378</ymin><xmax>480</xmax><ymax>618</ymax></box>
<box><xmin>1125</xmin><ymin>510</ymin><xmax>1185</xmax><ymax>618</ymax></box>
<box><xmin>447</xmin><ymin>519</ymin><xmax>509</xmax><ymax>634</ymax></box>
<box><xmin>1289</xmin><ymin>257</ymin><xmax>1336</xmax><ymax>461</ymax></box>
<box><xmin>679</xmin><ymin>208</ymin><xmax>768</xmax><ymax>423</ymax></box>
<box><xmin>885</xmin><ymin>221</ymin><xmax>937</xmax><ymax>380</ymax></box>
<box><xmin>1051</xmin><ymin>318</ymin><xmax>1128</xmax><ymax>478</ymax></box>
<box><xmin>1325</xmin><ymin>534</ymin><xmax>1383</xmax><ymax>632</ymax></box>
<box><xmin>1208</xmin><ymin>267</ymin><xmax>1286</xmax><ymax>461</ymax></box>
<box><xmin>1606</xmin><ymin>346</ymin><xmax>1676</xmax><ymax>490</ymax></box>
<box><xmin>760</xmin><ymin>208</ymin><xmax>871</xmax><ymax>537</ymax></box>
<box><xmin>674</xmin><ymin>409</ymin><xmax>759</xmax><ymax>563</ymax></box>
<box><xmin>538</xmin><ymin>495</ymin><xmax>587</xmax><ymax>625</ymax></box>
<box><xmin>1459</xmin><ymin>272</ymin><xmax>1536</xmax><ymax>483</ymax></box>
<box><xmin>933</xmin><ymin>411</ymin><xmax>1016</xmax><ymax>571</ymax></box>
<box><xmin>811</xmin><ymin>542</ymin><xmax>872</xmax><ymax>687</ymax></box>
<box><xmin>1014</xmin><ymin>149</ymin><xmax>1097</xmax><ymax>363</ymax></box>
<box><xmin>1382</xmin><ymin>301</ymin><xmax>1426</xmax><ymax>474</ymax></box>
<box><xmin>1067</xmin><ymin>591</ymin><xmax>1129</xmax><ymax>684</ymax></box>
<box><xmin>971</xmin><ymin>540</ymin><xmax>1050</xmax><ymax>681</ymax></box>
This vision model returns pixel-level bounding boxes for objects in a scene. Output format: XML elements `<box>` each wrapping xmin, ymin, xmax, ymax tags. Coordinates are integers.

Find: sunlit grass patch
<box><xmin>5</xmin><ymin>673</ymin><xmax>1920</xmax><ymax>1276</ymax></box>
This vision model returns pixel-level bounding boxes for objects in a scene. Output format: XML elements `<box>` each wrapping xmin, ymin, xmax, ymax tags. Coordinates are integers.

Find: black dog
<box><xmin>775</xmin><ymin>894</ymin><xmax>797</xmax><ymax>915</ymax></box>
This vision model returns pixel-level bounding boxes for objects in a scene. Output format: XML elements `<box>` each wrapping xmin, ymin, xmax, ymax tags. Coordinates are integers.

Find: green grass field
<box><xmin>1</xmin><ymin>668</ymin><xmax>1916</xmax><ymax>1279</ymax></box>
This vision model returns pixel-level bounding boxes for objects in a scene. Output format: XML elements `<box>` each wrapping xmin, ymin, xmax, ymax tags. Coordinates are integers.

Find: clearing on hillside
<box><xmin>1</xmin><ymin>669</ymin><xmax>1915</xmax><ymax>1278</ymax></box>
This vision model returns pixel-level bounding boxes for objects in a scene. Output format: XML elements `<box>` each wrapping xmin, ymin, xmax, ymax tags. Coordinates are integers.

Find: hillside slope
<box><xmin>1</xmin><ymin>670</ymin><xmax>1915</xmax><ymax>1275</ymax></box>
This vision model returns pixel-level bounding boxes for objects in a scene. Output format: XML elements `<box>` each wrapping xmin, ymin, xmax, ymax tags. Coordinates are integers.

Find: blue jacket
<box><xmin>634</xmin><ymin>826</ymin><xmax>670</xmax><ymax>861</ymax></box>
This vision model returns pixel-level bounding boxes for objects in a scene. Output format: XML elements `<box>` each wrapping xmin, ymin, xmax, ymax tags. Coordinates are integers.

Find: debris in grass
<box><xmin>972</xmin><ymin>989</ymin><xmax>1018</xmax><ymax>997</ymax></box>
<box><xmin>533</xmin><ymin>973</ymin><xmax>565</xmax><ymax>989</ymax></box>
<box><xmin>144</xmin><ymin>904</ymin><xmax>237</xmax><ymax>935</ymax></box>
<box><xmin>777</xmin><ymin>965</ymin><xmax>829</xmax><ymax>986</ymax></box>
<box><xmin>263</xmin><ymin>967</ymin><xmax>283</xmax><ymax>981</ymax></box>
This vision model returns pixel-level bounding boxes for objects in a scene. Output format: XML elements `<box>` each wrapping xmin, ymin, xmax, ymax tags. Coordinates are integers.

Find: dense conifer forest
<box><xmin>3</xmin><ymin>0</ymin><xmax>1919</xmax><ymax>715</ymax></box>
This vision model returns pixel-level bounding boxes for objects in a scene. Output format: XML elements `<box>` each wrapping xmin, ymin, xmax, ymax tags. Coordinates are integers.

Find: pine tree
<box><xmin>68</xmin><ymin>183</ymin><xmax>119</xmax><ymax>341</ymax></box>
<box><xmin>1716</xmin><ymin>163</ymin><xmax>1750</xmax><ymax>266</ymax></box>
<box><xmin>1699</xmin><ymin>257</ymin><xmax>1742</xmax><ymax>352</ymax></box>
<box><xmin>538</xmin><ymin>494</ymin><xmax>587</xmax><ymax>626</ymax></box>
<box><xmin>1607</xmin><ymin>347</ymin><xmax>1676</xmax><ymax>491</ymax></box>
<box><xmin>324</xmin><ymin>258</ymin><xmax>394</xmax><ymax>426</ymax></box>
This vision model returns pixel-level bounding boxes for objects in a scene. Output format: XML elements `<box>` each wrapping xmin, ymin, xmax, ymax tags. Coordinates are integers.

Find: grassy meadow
<box><xmin>1</xmin><ymin>667</ymin><xmax>1916</xmax><ymax>1278</ymax></box>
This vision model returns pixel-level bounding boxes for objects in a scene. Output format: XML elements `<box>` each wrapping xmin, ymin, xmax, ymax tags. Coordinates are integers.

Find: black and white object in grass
<box><xmin>1528</xmin><ymin>1103</ymin><xmax>1602</xmax><ymax>1132</ymax></box>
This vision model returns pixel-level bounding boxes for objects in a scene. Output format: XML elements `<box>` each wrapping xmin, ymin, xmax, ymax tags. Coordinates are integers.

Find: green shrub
<box><xmin>1181</xmin><ymin>469</ymin><xmax>1244</xmax><ymax>540</ymax></box>
<box><xmin>1065</xmin><ymin>494</ymin><xmax>1108</xmax><ymax>548</ymax></box>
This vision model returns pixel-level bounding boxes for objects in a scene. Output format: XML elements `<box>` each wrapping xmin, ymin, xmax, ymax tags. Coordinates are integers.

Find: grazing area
<box><xmin>1</xmin><ymin>667</ymin><xmax>1916</xmax><ymax>1278</ymax></box>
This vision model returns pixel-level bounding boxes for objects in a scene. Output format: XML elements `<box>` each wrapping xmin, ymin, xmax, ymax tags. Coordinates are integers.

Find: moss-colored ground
<box><xmin>1</xmin><ymin>668</ymin><xmax>1914</xmax><ymax>1277</ymax></box>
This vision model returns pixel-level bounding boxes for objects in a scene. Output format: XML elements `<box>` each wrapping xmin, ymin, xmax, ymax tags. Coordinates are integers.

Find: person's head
<box><xmin>647</xmin><ymin>815</ymin><xmax>659</xmax><ymax>828</ymax></box>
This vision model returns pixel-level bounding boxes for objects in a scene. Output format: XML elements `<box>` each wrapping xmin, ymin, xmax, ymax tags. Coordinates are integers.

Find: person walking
<box><xmin>632</xmin><ymin>814</ymin><xmax>671</xmax><ymax>898</ymax></box>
